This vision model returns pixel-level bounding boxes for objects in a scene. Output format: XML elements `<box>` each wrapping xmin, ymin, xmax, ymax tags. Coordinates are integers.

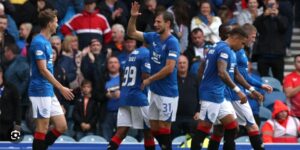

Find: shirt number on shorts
<box><xmin>122</xmin><ymin>66</ymin><xmax>137</xmax><ymax>86</ymax></box>
<box><xmin>163</xmin><ymin>103</ymin><xmax>171</xmax><ymax>113</ymax></box>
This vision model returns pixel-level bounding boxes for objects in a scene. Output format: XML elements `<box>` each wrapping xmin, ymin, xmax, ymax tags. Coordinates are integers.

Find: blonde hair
<box><xmin>62</xmin><ymin>35</ymin><xmax>77</xmax><ymax>52</ymax></box>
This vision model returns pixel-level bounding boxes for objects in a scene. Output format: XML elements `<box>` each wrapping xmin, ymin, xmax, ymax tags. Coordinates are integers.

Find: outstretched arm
<box><xmin>127</xmin><ymin>2</ymin><xmax>144</xmax><ymax>42</ymax></box>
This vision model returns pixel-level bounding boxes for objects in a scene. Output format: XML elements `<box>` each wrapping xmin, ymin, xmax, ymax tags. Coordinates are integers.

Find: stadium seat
<box><xmin>259</xmin><ymin>106</ymin><xmax>272</xmax><ymax>122</ymax></box>
<box><xmin>235</xmin><ymin>136</ymin><xmax>250</xmax><ymax>143</ymax></box>
<box><xmin>172</xmin><ymin>135</ymin><xmax>187</xmax><ymax>144</ymax></box>
<box><xmin>261</xmin><ymin>76</ymin><xmax>283</xmax><ymax>92</ymax></box>
<box><xmin>122</xmin><ymin>136</ymin><xmax>138</xmax><ymax>143</ymax></box>
<box><xmin>55</xmin><ymin>135</ymin><xmax>76</xmax><ymax>143</ymax></box>
<box><xmin>79</xmin><ymin>135</ymin><xmax>107</xmax><ymax>143</ymax></box>
<box><xmin>21</xmin><ymin>135</ymin><xmax>33</xmax><ymax>143</ymax></box>
<box><xmin>263</xmin><ymin>91</ymin><xmax>286</xmax><ymax>110</ymax></box>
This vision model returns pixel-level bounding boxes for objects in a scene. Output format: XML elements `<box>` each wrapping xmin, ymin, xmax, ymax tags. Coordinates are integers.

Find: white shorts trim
<box><xmin>199</xmin><ymin>100</ymin><xmax>236</xmax><ymax>124</ymax></box>
<box><xmin>117</xmin><ymin>106</ymin><xmax>150</xmax><ymax>129</ymax></box>
<box><xmin>148</xmin><ymin>92</ymin><xmax>178</xmax><ymax>122</ymax></box>
<box><xmin>231</xmin><ymin>100</ymin><xmax>256</xmax><ymax>126</ymax></box>
<box><xmin>30</xmin><ymin>96</ymin><xmax>64</xmax><ymax>119</ymax></box>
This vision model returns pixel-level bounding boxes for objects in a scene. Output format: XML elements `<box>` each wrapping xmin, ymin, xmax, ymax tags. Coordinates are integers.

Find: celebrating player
<box><xmin>127</xmin><ymin>2</ymin><xmax>180</xmax><ymax>149</ymax></box>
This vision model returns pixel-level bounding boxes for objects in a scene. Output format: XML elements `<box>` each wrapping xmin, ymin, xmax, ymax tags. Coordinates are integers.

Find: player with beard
<box><xmin>127</xmin><ymin>2</ymin><xmax>180</xmax><ymax>150</ymax></box>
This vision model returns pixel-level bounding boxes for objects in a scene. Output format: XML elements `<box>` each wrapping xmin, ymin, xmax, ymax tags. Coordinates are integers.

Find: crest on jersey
<box><xmin>35</xmin><ymin>50</ymin><xmax>44</xmax><ymax>56</ymax></box>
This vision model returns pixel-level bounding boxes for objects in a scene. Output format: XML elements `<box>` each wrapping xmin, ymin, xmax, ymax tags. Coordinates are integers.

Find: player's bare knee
<box><xmin>158</xmin><ymin>121</ymin><xmax>172</xmax><ymax>129</ymax></box>
<box><xmin>246</xmin><ymin>124</ymin><xmax>259</xmax><ymax>132</ymax></box>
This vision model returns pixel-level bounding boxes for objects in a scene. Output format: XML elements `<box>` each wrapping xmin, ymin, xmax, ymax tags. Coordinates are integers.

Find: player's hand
<box><xmin>131</xmin><ymin>1</ymin><xmax>141</xmax><ymax>17</ymax></box>
<box><xmin>251</xmin><ymin>90</ymin><xmax>264</xmax><ymax>103</ymax></box>
<box><xmin>237</xmin><ymin>91</ymin><xmax>247</xmax><ymax>104</ymax></box>
<box><xmin>193</xmin><ymin>112</ymin><xmax>200</xmax><ymax>120</ymax></box>
<box><xmin>141</xmin><ymin>78</ymin><xmax>151</xmax><ymax>90</ymax></box>
<box><xmin>264</xmin><ymin>8</ymin><xmax>272</xmax><ymax>16</ymax></box>
<box><xmin>111</xmin><ymin>90</ymin><xmax>120</xmax><ymax>99</ymax></box>
<box><xmin>59</xmin><ymin>86</ymin><xmax>74</xmax><ymax>101</ymax></box>
<box><xmin>261</xmin><ymin>84</ymin><xmax>273</xmax><ymax>93</ymax></box>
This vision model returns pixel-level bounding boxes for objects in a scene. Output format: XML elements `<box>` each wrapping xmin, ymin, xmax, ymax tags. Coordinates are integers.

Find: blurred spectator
<box><xmin>0</xmin><ymin>3</ymin><xmax>19</xmax><ymax>41</ymax></box>
<box><xmin>262</xmin><ymin>100</ymin><xmax>300</xmax><ymax>143</ymax></box>
<box><xmin>46</xmin><ymin>0</ymin><xmax>84</xmax><ymax>21</ymax></box>
<box><xmin>81</xmin><ymin>39</ymin><xmax>107</xmax><ymax>103</ymax></box>
<box><xmin>237</xmin><ymin>0</ymin><xmax>263</xmax><ymax>25</ymax></box>
<box><xmin>283</xmin><ymin>55</ymin><xmax>300</xmax><ymax>119</ymax></box>
<box><xmin>3</xmin><ymin>43</ymin><xmax>29</xmax><ymax>102</ymax></box>
<box><xmin>50</xmin><ymin>35</ymin><xmax>62</xmax><ymax>57</ymax></box>
<box><xmin>278</xmin><ymin>0</ymin><xmax>293</xmax><ymax>53</ymax></box>
<box><xmin>136</xmin><ymin>0</ymin><xmax>165</xmax><ymax>32</ymax></box>
<box><xmin>0</xmin><ymin>66</ymin><xmax>21</xmax><ymax>141</ymax></box>
<box><xmin>171</xmin><ymin>55</ymin><xmax>199</xmax><ymax>139</ymax></box>
<box><xmin>101</xmin><ymin>56</ymin><xmax>121</xmax><ymax>141</ymax></box>
<box><xmin>98</xmin><ymin>0</ymin><xmax>129</xmax><ymax>28</ymax></box>
<box><xmin>0</xmin><ymin>15</ymin><xmax>15</xmax><ymax>64</ymax></box>
<box><xmin>61</xmin><ymin>0</ymin><xmax>112</xmax><ymax>50</ymax></box>
<box><xmin>73</xmin><ymin>80</ymin><xmax>98</xmax><ymax>141</ymax></box>
<box><xmin>217</xmin><ymin>5</ymin><xmax>237</xmax><ymax>25</ymax></box>
<box><xmin>184</xmin><ymin>28</ymin><xmax>213</xmax><ymax>69</ymax></box>
<box><xmin>107</xmin><ymin>24</ymin><xmax>125</xmax><ymax>57</ymax></box>
<box><xmin>10</xmin><ymin>0</ymin><xmax>35</xmax><ymax>27</ymax></box>
<box><xmin>17</xmin><ymin>22</ymin><xmax>32</xmax><ymax>57</ymax></box>
<box><xmin>167</xmin><ymin>0</ymin><xmax>190</xmax><ymax>53</ymax></box>
<box><xmin>253</xmin><ymin>0</ymin><xmax>288</xmax><ymax>82</ymax></box>
<box><xmin>31</xmin><ymin>0</ymin><xmax>55</xmax><ymax>25</ymax></box>
<box><xmin>191</xmin><ymin>0</ymin><xmax>222</xmax><ymax>44</ymax></box>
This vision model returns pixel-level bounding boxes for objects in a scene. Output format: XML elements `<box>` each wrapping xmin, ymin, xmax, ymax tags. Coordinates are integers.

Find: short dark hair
<box><xmin>294</xmin><ymin>54</ymin><xmax>300</xmax><ymax>62</ymax></box>
<box><xmin>191</xmin><ymin>28</ymin><xmax>203</xmax><ymax>35</ymax></box>
<box><xmin>155</xmin><ymin>11</ymin><xmax>174</xmax><ymax>28</ymax></box>
<box><xmin>228</xmin><ymin>27</ymin><xmax>248</xmax><ymax>39</ymax></box>
<box><xmin>219</xmin><ymin>24</ymin><xmax>233</xmax><ymax>41</ymax></box>
<box><xmin>38</xmin><ymin>9</ymin><xmax>57</xmax><ymax>29</ymax></box>
<box><xmin>5</xmin><ymin>43</ymin><xmax>19</xmax><ymax>55</ymax></box>
<box><xmin>81</xmin><ymin>79</ymin><xmax>92</xmax><ymax>87</ymax></box>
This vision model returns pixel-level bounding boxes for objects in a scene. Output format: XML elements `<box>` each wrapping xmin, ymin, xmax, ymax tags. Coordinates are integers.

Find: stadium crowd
<box><xmin>0</xmin><ymin>0</ymin><xmax>300</xmax><ymax>148</ymax></box>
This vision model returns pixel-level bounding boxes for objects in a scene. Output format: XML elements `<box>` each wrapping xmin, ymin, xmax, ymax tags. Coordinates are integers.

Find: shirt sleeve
<box><xmin>167</xmin><ymin>38</ymin><xmax>180</xmax><ymax>60</ymax></box>
<box><xmin>217</xmin><ymin>47</ymin><xmax>230</xmax><ymax>64</ymax></box>
<box><xmin>143</xmin><ymin>32</ymin><xmax>154</xmax><ymax>45</ymax></box>
<box><xmin>32</xmin><ymin>43</ymin><xmax>46</xmax><ymax>60</ymax></box>
<box><xmin>141</xmin><ymin>50</ymin><xmax>151</xmax><ymax>74</ymax></box>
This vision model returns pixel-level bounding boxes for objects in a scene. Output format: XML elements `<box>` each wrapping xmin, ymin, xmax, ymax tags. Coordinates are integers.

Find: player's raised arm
<box><xmin>127</xmin><ymin>1</ymin><xmax>144</xmax><ymax>42</ymax></box>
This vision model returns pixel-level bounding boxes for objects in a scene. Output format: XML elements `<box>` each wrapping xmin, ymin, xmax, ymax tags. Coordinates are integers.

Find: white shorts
<box><xmin>149</xmin><ymin>92</ymin><xmax>178</xmax><ymax>122</ymax></box>
<box><xmin>117</xmin><ymin>106</ymin><xmax>150</xmax><ymax>129</ymax></box>
<box><xmin>231</xmin><ymin>100</ymin><xmax>256</xmax><ymax>127</ymax></box>
<box><xmin>30</xmin><ymin>96</ymin><xmax>64</xmax><ymax>119</ymax></box>
<box><xmin>199</xmin><ymin>100</ymin><xmax>236</xmax><ymax>124</ymax></box>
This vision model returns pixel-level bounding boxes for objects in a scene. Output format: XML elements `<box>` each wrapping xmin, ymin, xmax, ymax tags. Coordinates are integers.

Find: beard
<box><xmin>156</xmin><ymin>27</ymin><xmax>165</xmax><ymax>34</ymax></box>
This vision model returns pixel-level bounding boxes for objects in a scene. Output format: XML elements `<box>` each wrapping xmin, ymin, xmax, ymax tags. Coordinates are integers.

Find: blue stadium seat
<box><xmin>263</xmin><ymin>91</ymin><xmax>286</xmax><ymax>110</ymax></box>
<box><xmin>235</xmin><ymin>136</ymin><xmax>250</xmax><ymax>143</ymax></box>
<box><xmin>261</xmin><ymin>76</ymin><xmax>283</xmax><ymax>92</ymax></box>
<box><xmin>21</xmin><ymin>135</ymin><xmax>33</xmax><ymax>143</ymax></box>
<box><xmin>122</xmin><ymin>136</ymin><xmax>138</xmax><ymax>143</ymax></box>
<box><xmin>259</xmin><ymin>106</ymin><xmax>272</xmax><ymax>122</ymax></box>
<box><xmin>172</xmin><ymin>135</ymin><xmax>186</xmax><ymax>144</ymax></box>
<box><xmin>55</xmin><ymin>135</ymin><xmax>76</xmax><ymax>143</ymax></box>
<box><xmin>79</xmin><ymin>135</ymin><xmax>107</xmax><ymax>143</ymax></box>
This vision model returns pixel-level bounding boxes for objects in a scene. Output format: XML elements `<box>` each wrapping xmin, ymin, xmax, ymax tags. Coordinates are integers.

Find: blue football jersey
<box><xmin>105</xmin><ymin>75</ymin><xmax>120</xmax><ymax>111</ymax></box>
<box><xmin>118</xmin><ymin>51</ymin><xmax>130</xmax><ymax>71</ymax></box>
<box><xmin>119</xmin><ymin>47</ymin><xmax>151</xmax><ymax>106</ymax></box>
<box><xmin>28</xmin><ymin>34</ymin><xmax>54</xmax><ymax>97</ymax></box>
<box><xmin>199</xmin><ymin>41</ymin><xmax>232</xmax><ymax>103</ymax></box>
<box><xmin>230</xmin><ymin>49</ymin><xmax>262</xmax><ymax>100</ymax></box>
<box><xmin>143</xmin><ymin>32</ymin><xmax>180</xmax><ymax>97</ymax></box>
<box><xmin>224</xmin><ymin>50</ymin><xmax>237</xmax><ymax>101</ymax></box>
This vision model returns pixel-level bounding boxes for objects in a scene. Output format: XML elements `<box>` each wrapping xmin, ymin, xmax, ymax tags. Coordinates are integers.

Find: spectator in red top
<box><xmin>61</xmin><ymin>0</ymin><xmax>112</xmax><ymax>50</ymax></box>
<box><xmin>283</xmin><ymin>54</ymin><xmax>300</xmax><ymax>119</ymax></box>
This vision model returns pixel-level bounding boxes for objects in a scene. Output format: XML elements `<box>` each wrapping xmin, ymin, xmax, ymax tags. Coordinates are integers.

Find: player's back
<box><xmin>119</xmin><ymin>47</ymin><xmax>151</xmax><ymax>107</ymax></box>
<box><xmin>28</xmin><ymin>34</ymin><xmax>54</xmax><ymax>97</ymax></box>
<box><xmin>199</xmin><ymin>41</ymin><xmax>231</xmax><ymax>103</ymax></box>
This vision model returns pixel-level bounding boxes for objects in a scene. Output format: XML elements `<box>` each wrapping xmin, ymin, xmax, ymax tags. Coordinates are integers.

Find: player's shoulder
<box><xmin>167</xmin><ymin>34</ymin><xmax>179</xmax><ymax>44</ymax></box>
<box><xmin>136</xmin><ymin>47</ymin><xmax>150</xmax><ymax>55</ymax></box>
<box><xmin>31</xmin><ymin>34</ymin><xmax>47</xmax><ymax>45</ymax></box>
